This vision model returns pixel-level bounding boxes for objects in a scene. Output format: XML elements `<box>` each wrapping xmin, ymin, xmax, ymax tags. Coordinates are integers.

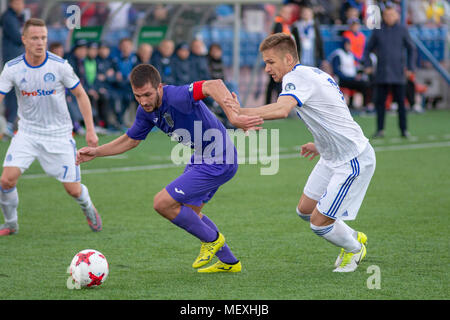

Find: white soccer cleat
<box><xmin>334</xmin><ymin>231</ymin><xmax>367</xmax><ymax>267</ymax></box>
<box><xmin>333</xmin><ymin>243</ymin><xmax>366</xmax><ymax>273</ymax></box>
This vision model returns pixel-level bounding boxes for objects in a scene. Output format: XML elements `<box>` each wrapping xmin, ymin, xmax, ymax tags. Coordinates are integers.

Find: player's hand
<box><xmin>224</xmin><ymin>92</ymin><xmax>264</xmax><ymax>131</ymax></box>
<box><xmin>300</xmin><ymin>142</ymin><xmax>319</xmax><ymax>160</ymax></box>
<box><xmin>232</xmin><ymin>113</ymin><xmax>264</xmax><ymax>131</ymax></box>
<box><xmin>85</xmin><ymin>129</ymin><xmax>99</xmax><ymax>148</ymax></box>
<box><xmin>223</xmin><ymin>92</ymin><xmax>241</xmax><ymax>113</ymax></box>
<box><xmin>76</xmin><ymin>147</ymin><xmax>97</xmax><ymax>165</ymax></box>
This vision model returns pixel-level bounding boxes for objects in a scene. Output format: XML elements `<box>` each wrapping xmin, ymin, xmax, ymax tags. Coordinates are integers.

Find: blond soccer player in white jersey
<box><xmin>225</xmin><ymin>33</ymin><xmax>376</xmax><ymax>272</ymax></box>
<box><xmin>0</xmin><ymin>18</ymin><xmax>102</xmax><ymax>235</ymax></box>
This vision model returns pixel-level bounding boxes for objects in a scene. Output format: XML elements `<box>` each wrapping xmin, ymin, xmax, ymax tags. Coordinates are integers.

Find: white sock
<box><xmin>310</xmin><ymin>219</ymin><xmax>361</xmax><ymax>253</ymax></box>
<box><xmin>0</xmin><ymin>187</ymin><xmax>19</xmax><ymax>225</ymax></box>
<box><xmin>296</xmin><ymin>206</ymin><xmax>311</xmax><ymax>222</ymax></box>
<box><xmin>74</xmin><ymin>184</ymin><xmax>93</xmax><ymax>211</ymax></box>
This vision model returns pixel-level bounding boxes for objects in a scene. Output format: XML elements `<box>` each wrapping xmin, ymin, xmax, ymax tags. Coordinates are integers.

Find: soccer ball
<box><xmin>68</xmin><ymin>249</ymin><xmax>109</xmax><ymax>288</ymax></box>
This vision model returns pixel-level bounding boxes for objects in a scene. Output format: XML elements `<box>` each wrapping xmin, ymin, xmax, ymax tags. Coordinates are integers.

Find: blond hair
<box><xmin>259</xmin><ymin>33</ymin><xmax>298</xmax><ymax>61</ymax></box>
<box><xmin>22</xmin><ymin>18</ymin><xmax>46</xmax><ymax>35</ymax></box>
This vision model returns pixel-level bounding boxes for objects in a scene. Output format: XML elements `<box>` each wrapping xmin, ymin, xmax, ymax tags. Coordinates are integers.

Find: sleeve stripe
<box><xmin>279</xmin><ymin>93</ymin><xmax>303</xmax><ymax>107</ymax></box>
<box><xmin>0</xmin><ymin>90</ymin><xmax>7</xmax><ymax>95</ymax></box>
<box><xmin>69</xmin><ymin>81</ymin><xmax>80</xmax><ymax>90</ymax></box>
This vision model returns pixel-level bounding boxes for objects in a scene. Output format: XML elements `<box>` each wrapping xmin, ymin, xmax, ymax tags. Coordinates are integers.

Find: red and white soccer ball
<box><xmin>67</xmin><ymin>249</ymin><xmax>109</xmax><ymax>289</ymax></box>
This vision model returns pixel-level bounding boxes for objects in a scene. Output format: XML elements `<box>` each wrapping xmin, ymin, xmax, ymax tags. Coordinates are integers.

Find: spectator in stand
<box><xmin>151</xmin><ymin>39</ymin><xmax>175</xmax><ymax>85</ymax></box>
<box><xmin>295</xmin><ymin>0</ymin><xmax>341</xmax><ymax>25</ymax></box>
<box><xmin>84</xmin><ymin>42</ymin><xmax>99</xmax><ymax>102</ymax></box>
<box><xmin>67</xmin><ymin>39</ymin><xmax>89</xmax><ymax>135</ymax></box>
<box><xmin>342</xmin><ymin>6</ymin><xmax>361</xmax><ymax>25</ymax></box>
<box><xmin>425</xmin><ymin>0</ymin><xmax>447</xmax><ymax>25</ymax></box>
<box><xmin>330</xmin><ymin>38</ymin><xmax>370</xmax><ymax>112</ymax></box>
<box><xmin>208</xmin><ymin>43</ymin><xmax>225</xmax><ymax>81</ymax></box>
<box><xmin>207</xmin><ymin>43</ymin><xmax>239</xmax><ymax>99</ymax></box>
<box><xmin>274</xmin><ymin>3</ymin><xmax>295</xmax><ymax>34</ymax></box>
<box><xmin>340</xmin><ymin>0</ymin><xmax>367</xmax><ymax>23</ymax></box>
<box><xmin>0</xmin><ymin>0</ymin><xmax>25</xmax><ymax>137</ymax></box>
<box><xmin>342</xmin><ymin>18</ymin><xmax>366</xmax><ymax>62</ymax></box>
<box><xmin>408</xmin><ymin>0</ymin><xmax>428</xmax><ymax>25</ymax></box>
<box><xmin>190</xmin><ymin>39</ymin><xmax>211</xmax><ymax>82</ymax></box>
<box><xmin>362</xmin><ymin>5</ymin><xmax>416</xmax><ymax>138</ymax></box>
<box><xmin>265</xmin><ymin>3</ymin><xmax>294</xmax><ymax>104</ymax></box>
<box><xmin>96</xmin><ymin>42</ymin><xmax>119</xmax><ymax>131</ymax></box>
<box><xmin>172</xmin><ymin>42</ymin><xmax>193</xmax><ymax>86</ymax></box>
<box><xmin>113</xmin><ymin>38</ymin><xmax>138</xmax><ymax>129</ymax></box>
<box><xmin>291</xmin><ymin>4</ymin><xmax>325</xmax><ymax>68</ymax></box>
<box><xmin>90</xmin><ymin>2</ymin><xmax>110</xmax><ymax>26</ymax></box>
<box><xmin>67</xmin><ymin>39</ymin><xmax>88</xmax><ymax>85</ymax></box>
<box><xmin>135</xmin><ymin>43</ymin><xmax>153</xmax><ymax>65</ymax></box>
<box><xmin>206</xmin><ymin>43</ymin><xmax>235</xmax><ymax>129</ymax></box>
<box><xmin>49</xmin><ymin>42</ymin><xmax>65</xmax><ymax>59</ymax></box>
<box><xmin>377</xmin><ymin>0</ymin><xmax>401</xmax><ymax>12</ymax></box>
<box><xmin>84</xmin><ymin>42</ymin><xmax>107</xmax><ymax>132</ymax></box>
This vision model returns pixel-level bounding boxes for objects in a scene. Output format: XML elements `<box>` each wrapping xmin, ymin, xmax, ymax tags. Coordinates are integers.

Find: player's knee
<box><xmin>64</xmin><ymin>184</ymin><xmax>82</xmax><ymax>198</ymax></box>
<box><xmin>297</xmin><ymin>201</ymin><xmax>314</xmax><ymax>214</ymax></box>
<box><xmin>310</xmin><ymin>209</ymin><xmax>334</xmax><ymax>227</ymax></box>
<box><xmin>153</xmin><ymin>192</ymin><xmax>167</xmax><ymax>214</ymax></box>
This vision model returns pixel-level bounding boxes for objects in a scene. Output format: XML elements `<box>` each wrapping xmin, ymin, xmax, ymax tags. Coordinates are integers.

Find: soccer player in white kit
<box><xmin>0</xmin><ymin>18</ymin><xmax>102</xmax><ymax>235</ymax></box>
<box><xmin>225</xmin><ymin>33</ymin><xmax>376</xmax><ymax>272</ymax></box>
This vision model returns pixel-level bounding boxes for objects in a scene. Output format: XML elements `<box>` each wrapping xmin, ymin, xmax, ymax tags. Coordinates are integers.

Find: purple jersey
<box><xmin>127</xmin><ymin>84</ymin><xmax>237</xmax><ymax>164</ymax></box>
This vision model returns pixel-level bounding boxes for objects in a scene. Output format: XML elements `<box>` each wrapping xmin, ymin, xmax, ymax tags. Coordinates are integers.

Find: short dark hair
<box><xmin>259</xmin><ymin>33</ymin><xmax>299</xmax><ymax>61</ymax></box>
<box><xmin>23</xmin><ymin>18</ymin><xmax>46</xmax><ymax>35</ymax></box>
<box><xmin>49</xmin><ymin>41</ymin><xmax>63</xmax><ymax>51</ymax></box>
<box><xmin>130</xmin><ymin>64</ymin><xmax>161</xmax><ymax>89</ymax></box>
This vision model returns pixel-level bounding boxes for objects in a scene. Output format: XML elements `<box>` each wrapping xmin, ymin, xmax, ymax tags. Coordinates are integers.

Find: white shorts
<box><xmin>3</xmin><ymin>131</ymin><xmax>81</xmax><ymax>183</ymax></box>
<box><xmin>303</xmin><ymin>143</ymin><xmax>376</xmax><ymax>220</ymax></box>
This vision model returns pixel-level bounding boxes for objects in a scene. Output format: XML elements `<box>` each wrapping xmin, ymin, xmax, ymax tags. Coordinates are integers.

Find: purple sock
<box><xmin>171</xmin><ymin>206</ymin><xmax>217</xmax><ymax>242</ymax></box>
<box><xmin>201</xmin><ymin>215</ymin><xmax>239</xmax><ymax>264</ymax></box>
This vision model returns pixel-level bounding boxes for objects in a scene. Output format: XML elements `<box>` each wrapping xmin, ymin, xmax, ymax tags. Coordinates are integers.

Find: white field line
<box><xmin>20</xmin><ymin>140</ymin><xmax>450</xmax><ymax>179</ymax></box>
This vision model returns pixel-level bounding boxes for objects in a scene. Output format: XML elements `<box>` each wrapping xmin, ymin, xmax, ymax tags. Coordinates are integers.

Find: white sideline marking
<box><xmin>20</xmin><ymin>140</ymin><xmax>450</xmax><ymax>180</ymax></box>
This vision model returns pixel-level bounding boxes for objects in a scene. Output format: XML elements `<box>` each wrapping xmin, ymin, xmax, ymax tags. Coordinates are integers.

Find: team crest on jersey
<box><xmin>163</xmin><ymin>113</ymin><xmax>174</xmax><ymax>128</ymax></box>
<box><xmin>44</xmin><ymin>73</ymin><xmax>55</xmax><ymax>82</ymax></box>
<box><xmin>285</xmin><ymin>83</ymin><xmax>296</xmax><ymax>91</ymax></box>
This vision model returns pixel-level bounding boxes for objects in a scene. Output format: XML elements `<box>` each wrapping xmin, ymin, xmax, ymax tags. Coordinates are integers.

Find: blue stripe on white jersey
<box><xmin>279</xmin><ymin>93</ymin><xmax>303</xmax><ymax>106</ymax></box>
<box><xmin>48</xmin><ymin>53</ymin><xmax>65</xmax><ymax>64</ymax></box>
<box><xmin>7</xmin><ymin>55</ymin><xmax>24</xmax><ymax>67</ymax></box>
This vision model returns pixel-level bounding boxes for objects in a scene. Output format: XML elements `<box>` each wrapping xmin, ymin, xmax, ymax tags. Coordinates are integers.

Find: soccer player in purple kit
<box><xmin>76</xmin><ymin>64</ymin><xmax>263</xmax><ymax>273</ymax></box>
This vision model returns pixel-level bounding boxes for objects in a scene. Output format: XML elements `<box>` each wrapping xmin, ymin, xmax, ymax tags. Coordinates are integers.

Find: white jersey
<box><xmin>0</xmin><ymin>51</ymin><xmax>80</xmax><ymax>140</ymax></box>
<box><xmin>280</xmin><ymin>64</ymin><xmax>368</xmax><ymax>167</ymax></box>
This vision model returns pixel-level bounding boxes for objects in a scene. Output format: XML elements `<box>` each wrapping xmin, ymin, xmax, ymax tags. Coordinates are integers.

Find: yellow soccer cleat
<box><xmin>198</xmin><ymin>260</ymin><xmax>242</xmax><ymax>273</ymax></box>
<box><xmin>334</xmin><ymin>231</ymin><xmax>367</xmax><ymax>267</ymax></box>
<box><xmin>192</xmin><ymin>232</ymin><xmax>225</xmax><ymax>269</ymax></box>
<box><xmin>333</xmin><ymin>243</ymin><xmax>367</xmax><ymax>273</ymax></box>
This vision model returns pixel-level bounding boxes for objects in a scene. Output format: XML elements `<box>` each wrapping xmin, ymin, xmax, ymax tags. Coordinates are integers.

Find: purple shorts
<box><xmin>165</xmin><ymin>162</ymin><xmax>238</xmax><ymax>207</ymax></box>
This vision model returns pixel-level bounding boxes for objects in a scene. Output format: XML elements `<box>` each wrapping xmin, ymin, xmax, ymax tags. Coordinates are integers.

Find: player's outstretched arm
<box><xmin>71</xmin><ymin>84</ymin><xmax>99</xmax><ymax>147</ymax></box>
<box><xmin>201</xmin><ymin>79</ymin><xmax>264</xmax><ymax>131</ymax></box>
<box><xmin>76</xmin><ymin>134</ymin><xmax>140</xmax><ymax>165</ymax></box>
<box><xmin>224</xmin><ymin>94</ymin><xmax>298</xmax><ymax>120</ymax></box>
